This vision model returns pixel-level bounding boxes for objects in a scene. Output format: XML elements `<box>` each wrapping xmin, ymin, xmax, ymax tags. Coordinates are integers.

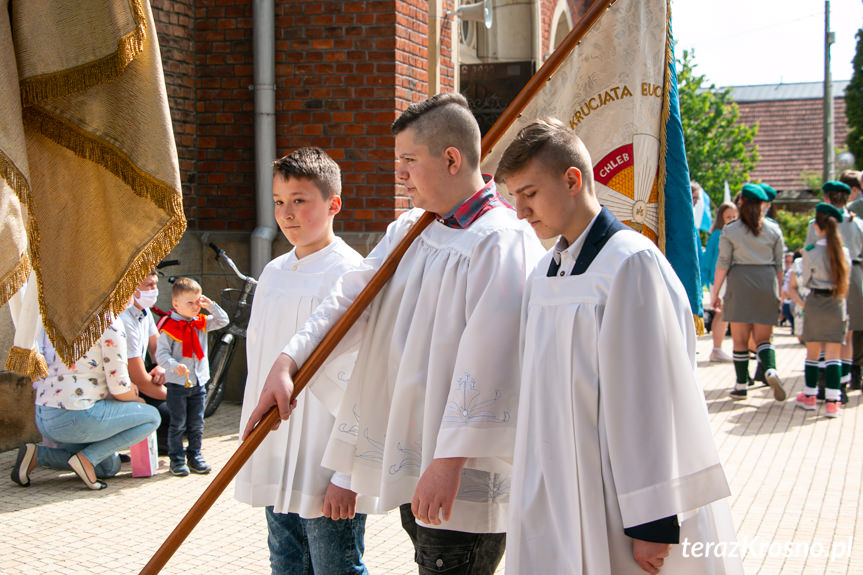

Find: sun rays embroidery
<box><xmin>389</xmin><ymin>440</ymin><xmax>421</xmax><ymax>475</ymax></box>
<box><xmin>354</xmin><ymin>428</ymin><xmax>384</xmax><ymax>463</ymax></box>
<box><xmin>442</xmin><ymin>372</ymin><xmax>510</xmax><ymax>424</ymax></box>
<box><xmin>338</xmin><ymin>403</ymin><xmax>360</xmax><ymax>437</ymax></box>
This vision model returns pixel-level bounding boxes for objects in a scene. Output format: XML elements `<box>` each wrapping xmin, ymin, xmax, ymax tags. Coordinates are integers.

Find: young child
<box><xmin>496</xmin><ymin>118</ymin><xmax>742</xmax><ymax>574</ymax></box>
<box><xmin>156</xmin><ymin>277</ymin><xmax>228</xmax><ymax>476</ymax></box>
<box><xmin>796</xmin><ymin>202</ymin><xmax>851</xmax><ymax>417</ymax></box>
<box><xmin>234</xmin><ymin>148</ymin><xmax>372</xmax><ymax>574</ymax></box>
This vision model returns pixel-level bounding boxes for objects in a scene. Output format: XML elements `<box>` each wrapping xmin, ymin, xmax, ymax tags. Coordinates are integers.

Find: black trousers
<box><xmin>399</xmin><ymin>503</ymin><xmax>505</xmax><ymax>575</ymax></box>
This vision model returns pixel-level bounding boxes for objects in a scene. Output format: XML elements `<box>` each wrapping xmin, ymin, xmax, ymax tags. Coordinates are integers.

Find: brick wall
<box><xmin>150</xmin><ymin>0</ymin><xmax>465</xmax><ymax>235</ymax></box>
<box><xmin>151</xmin><ymin>0</ymin><xmax>199</xmax><ymax>224</ymax></box>
<box><xmin>194</xmin><ymin>1</ymin><xmax>256</xmax><ymax>232</ymax></box>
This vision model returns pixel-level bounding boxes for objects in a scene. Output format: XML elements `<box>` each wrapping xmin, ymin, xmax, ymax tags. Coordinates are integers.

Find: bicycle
<box><xmin>203</xmin><ymin>243</ymin><xmax>257</xmax><ymax>418</ymax></box>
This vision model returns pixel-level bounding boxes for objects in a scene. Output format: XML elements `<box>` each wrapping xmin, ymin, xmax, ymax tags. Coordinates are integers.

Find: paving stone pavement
<box><xmin>2</xmin><ymin>329</ymin><xmax>862</xmax><ymax>574</ymax></box>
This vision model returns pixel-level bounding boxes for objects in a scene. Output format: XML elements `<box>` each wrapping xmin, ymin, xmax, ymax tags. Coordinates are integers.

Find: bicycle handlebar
<box><xmin>209</xmin><ymin>242</ymin><xmax>256</xmax><ymax>286</ymax></box>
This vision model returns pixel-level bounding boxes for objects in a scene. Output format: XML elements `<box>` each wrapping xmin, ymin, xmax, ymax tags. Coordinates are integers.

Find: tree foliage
<box><xmin>677</xmin><ymin>50</ymin><xmax>759</xmax><ymax>206</ymax></box>
<box><xmin>846</xmin><ymin>28</ymin><xmax>863</xmax><ymax>169</ymax></box>
<box><xmin>773</xmin><ymin>208</ymin><xmax>811</xmax><ymax>253</ymax></box>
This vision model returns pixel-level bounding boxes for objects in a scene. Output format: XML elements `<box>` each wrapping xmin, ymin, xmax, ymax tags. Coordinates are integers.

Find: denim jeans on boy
<box><xmin>265</xmin><ymin>506</ymin><xmax>368</xmax><ymax>575</ymax></box>
<box><xmin>34</xmin><ymin>399</ymin><xmax>161</xmax><ymax>478</ymax></box>
<box><xmin>399</xmin><ymin>504</ymin><xmax>506</xmax><ymax>575</ymax></box>
<box><xmin>166</xmin><ymin>382</ymin><xmax>205</xmax><ymax>465</ymax></box>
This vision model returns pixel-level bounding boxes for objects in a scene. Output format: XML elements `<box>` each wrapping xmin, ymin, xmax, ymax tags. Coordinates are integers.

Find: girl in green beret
<box><xmin>711</xmin><ymin>184</ymin><xmax>787</xmax><ymax>401</ymax></box>
<box><xmin>796</xmin><ymin>203</ymin><xmax>851</xmax><ymax>417</ymax></box>
<box><xmin>804</xmin><ymin>181</ymin><xmax>863</xmax><ymax>401</ymax></box>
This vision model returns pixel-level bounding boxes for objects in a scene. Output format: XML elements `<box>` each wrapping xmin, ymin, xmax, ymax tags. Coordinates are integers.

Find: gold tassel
<box><xmin>0</xmin><ymin>149</ymin><xmax>35</xmax><ymax>307</ymax></box>
<box><xmin>694</xmin><ymin>314</ymin><xmax>705</xmax><ymax>337</ymax></box>
<box><xmin>5</xmin><ymin>346</ymin><xmax>49</xmax><ymax>381</ymax></box>
<box><xmin>18</xmin><ymin>0</ymin><xmax>148</xmax><ymax>106</ymax></box>
<box><xmin>0</xmin><ymin>255</ymin><xmax>31</xmax><ymax>310</ymax></box>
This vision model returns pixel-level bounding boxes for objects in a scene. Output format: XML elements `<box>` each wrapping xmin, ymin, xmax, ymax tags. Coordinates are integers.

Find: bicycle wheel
<box><xmin>205</xmin><ymin>335</ymin><xmax>234</xmax><ymax>418</ymax></box>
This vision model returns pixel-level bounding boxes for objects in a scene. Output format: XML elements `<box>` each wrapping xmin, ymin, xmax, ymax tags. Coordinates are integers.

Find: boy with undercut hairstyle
<box><xmin>235</xmin><ymin>147</ymin><xmax>372</xmax><ymax>575</ymax></box>
<box><xmin>156</xmin><ymin>277</ymin><xmax>228</xmax><ymax>477</ymax></box>
<box><xmin>244</xmin><ymin>93</ymin><xmax>544</xmax><ymax>575</ymax></box>
<box><xmin>497</xmin><ymin>118</ymin><xmax>741</xmax><ymax>574</ymax></box>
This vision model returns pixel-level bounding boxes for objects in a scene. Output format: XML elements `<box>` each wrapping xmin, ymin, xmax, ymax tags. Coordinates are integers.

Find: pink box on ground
<box><xmin>129</xmin><ymin>432</ymin><xmax>158</xmax><ymax>477</ymax></box>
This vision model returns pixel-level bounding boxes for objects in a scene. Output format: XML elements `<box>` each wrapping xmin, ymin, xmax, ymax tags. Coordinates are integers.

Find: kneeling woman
<box><xmin>11</xmin><ymin>319</ymin><xmax>161</xmax><ymax>490</ymax></box>
<box><xmin>796</xmin><ymin>203</ymin><xmax>851</xmax><ymax>417</ymax></box>
<box><xmin>711</xmin><ymin>183</ymin><xmax>787</xmax><ymax>401</ymax></box>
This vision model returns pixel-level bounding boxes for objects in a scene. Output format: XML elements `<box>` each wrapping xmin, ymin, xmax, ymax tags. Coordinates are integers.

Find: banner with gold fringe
<box><xmin>1</xmin><ymin>0</ymin><xmax>185</xmax><ymax>373</ymax></box>
<box><xmin>481</xmin><ymin>0</ymin><xmax>704</xmax><ymax>332</ymax></box>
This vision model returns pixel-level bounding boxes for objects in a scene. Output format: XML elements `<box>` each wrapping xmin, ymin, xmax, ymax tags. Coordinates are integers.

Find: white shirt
<box><xmin>119</xmin><ymin>304</ymin><xmax>158</xmax><ymax>360</ymax></box>
<box><xmin>283</xmin><ymin>207</ymin><xmax>545</xmax><ymax>533</ymax></box>
<box><xmin>235</xmin><ymin>238</ymin><xmax>372</xmax><ymax>517</ymax></box>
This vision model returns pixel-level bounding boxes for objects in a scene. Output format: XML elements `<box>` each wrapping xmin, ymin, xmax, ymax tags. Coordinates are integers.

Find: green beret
<box><xmin>823</xmin><ymin>181</ymin><xmax>852</xmax><ymax>195</ymax></box>
<box><xmin>816</xmin><ymin>202</ymin><xmax>844</xmax><ymax>222</ymax></box>
<box><xmin>741</xmin><ymin>183</ymin><xmax>768</xmax><ymax>201</ymax></box>
<box><xmin>759</xmin><ymin>183</ymin><xmax>777</xmax><ymax>201</ymax></box>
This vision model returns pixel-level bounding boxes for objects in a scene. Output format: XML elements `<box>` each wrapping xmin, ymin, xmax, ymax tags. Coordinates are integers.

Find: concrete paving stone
<box><xmin>2</xmin><ymin>331</ymin><xmax>862</xmax><ymax>573</ymax></box>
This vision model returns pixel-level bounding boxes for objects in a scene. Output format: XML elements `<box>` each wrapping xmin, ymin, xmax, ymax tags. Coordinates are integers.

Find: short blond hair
<box><xmin>171</xmin><ymin>277</ymin><xmax>202</xmax><ymax>298</ymax></box>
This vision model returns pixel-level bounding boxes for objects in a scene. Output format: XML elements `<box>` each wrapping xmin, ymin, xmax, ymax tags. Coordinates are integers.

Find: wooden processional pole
<box><xmin>139</xmin><ymin>2</ymin><xmax>612</xmax><ymax>572</ymax></box>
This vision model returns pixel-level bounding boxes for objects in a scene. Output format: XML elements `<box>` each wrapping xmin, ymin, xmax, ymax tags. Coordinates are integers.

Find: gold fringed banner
<box><xmin>5</xmin><ymin>0</ymin><xmax>185</xmax><ymax>366</ymax></box>
<box><xmin>18</xmin><ymin>0</ymin><xmax>147</xmax><ymax>107</ymax></box>
<box><xmin>5</xmin><ymin>345</ymin><xmax>49</xmax><ymax>381</ymax></box>
<box><xmin>22</xmin><ymin>106</ymin><xmax>184</xmax><ymax>216</ymax></box>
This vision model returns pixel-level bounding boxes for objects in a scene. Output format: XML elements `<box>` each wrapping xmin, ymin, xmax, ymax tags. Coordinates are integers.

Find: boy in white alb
<box><xmin>244</xmin><ymin>93</ymin><xmax>545</xmax><ymax>574</ymax></box>
<box><xmin>496</xmin><ymin>119</ymin><xmax>742</xmax><ymax>574</ymax></box>
<box><xmin>235</xmin><ymin>148</ymin><xmax>371</xmax><ymax>574</ymax></box>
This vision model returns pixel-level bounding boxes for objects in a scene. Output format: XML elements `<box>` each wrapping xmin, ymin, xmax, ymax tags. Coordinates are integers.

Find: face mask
<box><xmin>134</xmin><ymin>288</ymin><xmax>159</xmax><ymax>309</ymax></box>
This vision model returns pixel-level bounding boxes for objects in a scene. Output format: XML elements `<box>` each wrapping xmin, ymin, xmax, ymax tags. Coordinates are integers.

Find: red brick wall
<box><xmin>194</xmin><ymin>1</ymin><xmax>256</xmax><ymax>231</ymax></box>
<box><xmin>151</xmin><ymin>1</ymin><xmax>458</xmax><ymax>233</ymax></box>
<box><xmin>151</xmin><ymin>0</ymin><xmax>198</xmax><ymax>224</ymax></box>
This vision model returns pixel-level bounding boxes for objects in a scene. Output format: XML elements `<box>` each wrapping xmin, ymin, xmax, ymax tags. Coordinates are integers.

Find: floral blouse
<box><xmin>34</xmin><ymin>318</ymin><xmax>133</xmax><ymax>410</ymax></box>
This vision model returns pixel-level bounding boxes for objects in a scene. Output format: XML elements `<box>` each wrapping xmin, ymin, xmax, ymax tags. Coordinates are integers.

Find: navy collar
<box><xmin>547</xmin><ymin>206</ymin><xmax>628</xmax><ymax>277</ymax></box>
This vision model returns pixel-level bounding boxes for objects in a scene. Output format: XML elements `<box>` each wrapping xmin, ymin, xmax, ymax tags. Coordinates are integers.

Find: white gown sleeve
<box><xmin>434</xmin><ymin>228</ymin><xmax>540</xmax><ymax>464</ymax></box>
<box><xmin>597</xmin><ymin>248</ymin><xmax>731</xmax><ymax>529</ymax></box>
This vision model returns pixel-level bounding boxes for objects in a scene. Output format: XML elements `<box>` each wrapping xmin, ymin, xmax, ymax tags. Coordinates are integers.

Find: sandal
<box><xmin>68</xmin><ymin>453</ymin><xmax>107</xmax><ymax>490</ymax></box>
<box><xmin>10</xmin><ymin>443</ymin><xmax>37</xmax><ymax>487</ymax></box>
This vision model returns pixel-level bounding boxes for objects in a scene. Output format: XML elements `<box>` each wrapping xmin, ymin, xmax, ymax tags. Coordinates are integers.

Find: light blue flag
<box><xmin>662</xmin><ymin>21</ymin><xmax>703</xmax><ymax>320</ymax></box>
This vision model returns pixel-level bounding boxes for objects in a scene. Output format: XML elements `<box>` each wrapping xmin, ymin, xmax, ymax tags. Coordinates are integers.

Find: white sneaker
<box><xmin>765</xmin><ymin>368</ymin><xmax>786</xmax><ymax>401</ymax></box>
<box><xmin>710</xmin><ymin>348</ymin><xmax>733</xmax><ymax>362</ymax></box>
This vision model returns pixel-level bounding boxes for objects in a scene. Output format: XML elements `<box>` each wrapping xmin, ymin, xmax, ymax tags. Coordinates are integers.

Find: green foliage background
<box><xmin>677</xmin><ymin>50</ymin><xmax>759</xmax><ymax>206</ymax></box>
<box><xmin>773</xmin><ymin>209</ymin><xmax>812</xmax><ymax>253</ymax></box>
<box><xmin>846</xmin><ymin>28</ymin><xmax>863</xmax><ymax>169</ymax></box>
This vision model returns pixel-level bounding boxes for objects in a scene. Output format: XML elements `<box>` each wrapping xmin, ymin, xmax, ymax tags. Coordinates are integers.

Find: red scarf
<box><xmin>160</xmin><ymin>314</ymin><xmax>207</xmax><ymax>360</ymax></box>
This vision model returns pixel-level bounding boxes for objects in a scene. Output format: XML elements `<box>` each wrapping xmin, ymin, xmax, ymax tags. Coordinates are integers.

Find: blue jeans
<box><xmin>166</xmin><ymin>383</ymin><xmax>205</xmax><ymax>465</ymax></box>
<box><xmin>265</xmin><ymin>506</ymin><xmax>368</xmax><ymax>575</ymax></box>
<box><xmin>34</xmin><ymin>400</ymin><xmax>160</xmax><ymax>478</ymax></box>
<box><xmin>399</xmin><ymin>504</ymin><xmax>506</xmax><ymax>575</ymax></box>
